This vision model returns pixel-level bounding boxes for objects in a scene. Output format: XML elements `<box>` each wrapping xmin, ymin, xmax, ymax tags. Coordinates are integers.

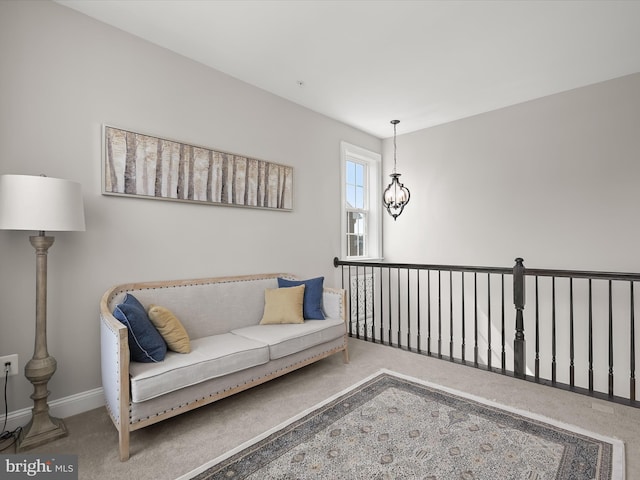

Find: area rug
<box><xmin>183</xmin><ymin>369</ymin><xmax>624</xmax><ymax>479</ymax></box>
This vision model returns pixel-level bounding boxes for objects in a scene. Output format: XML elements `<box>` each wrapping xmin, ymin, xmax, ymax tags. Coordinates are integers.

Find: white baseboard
<box><xmin>1</xmin><ymin>387</ymin><xmax>105</xmax><ymax>433</ymax></box>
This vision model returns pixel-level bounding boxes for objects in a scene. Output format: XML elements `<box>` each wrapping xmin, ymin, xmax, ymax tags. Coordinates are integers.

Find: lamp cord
<box><xmin>1</xmin><ymin>367</ymin><xmax>8</xmax><ymax>436</ymax></box>
<box><xmin>0</xmin><ymin>366</ymin><xmax>22</xmax><ymax>450</ymax></box>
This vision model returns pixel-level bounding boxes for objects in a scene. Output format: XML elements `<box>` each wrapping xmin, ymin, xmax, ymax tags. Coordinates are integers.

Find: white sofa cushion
<box><xmin>230</xmin><ymin>318</ymin><xmax>346</xmax><ymax>360</ymax></box>
<box><xmin>129</xmin><ymin>333</ymin><xmax>269</xmax><ymax>402</ymax></box>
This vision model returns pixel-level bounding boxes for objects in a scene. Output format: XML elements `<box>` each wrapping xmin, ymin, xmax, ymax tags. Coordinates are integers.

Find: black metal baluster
<box><xmin>370</xmin><ymin>266</ymin><xmax>375</xmax><ymax>343</ymax></box>
<box><xmin>609</xmin><ymin>280</ymin><xmax>614</xmax><ymax>397</ymax></box>
<box><xmin>355</xmin><ymin>265</ymin><xmax>360</xmax><ymax>339</ymax></box>
<box><xmin>474</xmin><ymin>272</ymin><xmax>479</xmax><ymax>367</ymax></box>
<box><xmin>356</xmin><ymin>267</ymin><xmax>361</xmax><ymax>339</ymax></box>
<box><xmin>449</xmin><ymin>271</ymin><xmax>454</xmax><ymax>361</ymax></box>
<box><xmin>397</xmin><ymin>268</ymin><xmax>402</xmax><ymax>348</ymax></box>
<box><xmin>631</xmin><ymin>281</ymin><xmax>636</xmax><ymax>403</ymax></box>
<box><xmin>379</xmin><ymin>266</ymin><xmax>384</xmax><ymax>344</ymax></box>
<box><xmin>407</xmin><ymin>269</ymin><xmax>411</xmax><ymax>351</ymax></box>
<box><xmin>501</xmin><ymin>274</ymin><xmax>506</xmax><ymax>373</ymax></box>
<box><xmin>552</xmin><ymin>276</ymin><xmax>557</xmax><ymax>384</ymax></box>
<box><xmin>535</xmin><ymin>276</ymin><xmax>540</xmax><ymax>381</ymax></box>
<box><xmin>487</xmin><ymin>273</ymin><xmax>492</xmax><ymax>370</ymax></box>
<box><xmin>417</xmin><ymin>270</ymin><xmax>422</xmax><ymax>354</ymax></box>
<box><xmin>427</xmin><ymin>270</ymin><xmax>432</xmax><ymax>356</ymax></box>
<box><xmin>570</xmin><ymin>277</ymin><xmax>575</xmax><ymax>388</ymax></box>
<box><xmin>588</xmin><ymin>279</ymin><xmax>594</xmax><ymax>393</ymax></box>
<box><xmin>438</xmin><ymin>270</ymin><xmax>442</xmax><ymax>359</ymax></box>
<box><xmin>348</xmin><ymin>265</ymin><xmax>353</xmax><ymax>337</ymax></box>
<box><xmin>462</xmin><ymin>272</ymin><xmax>466</xmax><ymax>365</ymax></box>
<box><xmin>388</xmin><ymin>267</ymin><xmax>392</xmax><ymax>345</ymax></box>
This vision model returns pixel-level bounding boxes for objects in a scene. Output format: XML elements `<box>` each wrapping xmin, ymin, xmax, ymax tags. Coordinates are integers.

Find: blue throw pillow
<box><xmin>278</xmin><ymin>277</ymin><xmax>325</xmax><ymax>320</ymax></box>
<box><xmin>113</xmin><ymin>293</ymin><xmax>167</xmax><ymax>363</ymax></box>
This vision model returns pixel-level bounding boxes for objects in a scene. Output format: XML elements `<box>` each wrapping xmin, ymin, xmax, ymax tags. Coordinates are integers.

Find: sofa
<box><xmin>99</xmin><ymin>273</ymin><xmax>348</xmax><ymax>461</ymax></box>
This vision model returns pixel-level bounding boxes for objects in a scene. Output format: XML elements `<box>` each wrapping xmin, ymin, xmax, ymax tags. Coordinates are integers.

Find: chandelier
<box><xmin>382</xmin><ymin>119</ymin><xmax>410</xmax><ymax>220</ymax></box>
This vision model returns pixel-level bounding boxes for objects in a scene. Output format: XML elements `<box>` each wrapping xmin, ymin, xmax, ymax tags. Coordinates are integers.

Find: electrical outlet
<box><xmin>0</xmin><ymin>354</ymin><xmax>19</xmax><ymax>377</ymax></box>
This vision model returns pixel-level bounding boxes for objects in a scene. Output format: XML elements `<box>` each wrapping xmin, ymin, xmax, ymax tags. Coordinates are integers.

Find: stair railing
<box><xmin>334</xmin><ymin>257</ymin><xmax>640</xmax><ymax>407</ymax></box>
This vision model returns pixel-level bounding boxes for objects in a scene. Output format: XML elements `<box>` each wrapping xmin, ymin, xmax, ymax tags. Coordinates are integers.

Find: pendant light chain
<box><xmin>392</xmin><ymin>119</ymin><xmax>399</xmax><ymax>174</ymax></box>
<box><xmin>393</xmin><ymin>123</ymin><xmax>397</xmax><ymax>173</ymax></box>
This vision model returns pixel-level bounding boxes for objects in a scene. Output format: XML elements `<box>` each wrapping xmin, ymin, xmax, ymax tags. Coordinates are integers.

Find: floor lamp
<box><xmin>0</xmin><ymin>174</ymin><xmax>85</xmax><ymax>450</ymax></box>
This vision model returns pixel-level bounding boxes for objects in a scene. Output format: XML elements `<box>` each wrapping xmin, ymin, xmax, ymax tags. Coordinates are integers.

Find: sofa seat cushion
<box><xmin>231</xmin><ymin>318</ymin><xmax>345</xmax><ymax>360</ymax></box>
<box><xmin>129</xmin><ymin>333</ymin><xmax>269</xmax><ymax>403</ymax></box>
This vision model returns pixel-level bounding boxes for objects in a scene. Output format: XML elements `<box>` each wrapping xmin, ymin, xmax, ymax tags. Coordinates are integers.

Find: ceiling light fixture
<box><xmin>382</xmin><ymin>119</ymin><xmax>410</xmax><ymax>220</ymax></box>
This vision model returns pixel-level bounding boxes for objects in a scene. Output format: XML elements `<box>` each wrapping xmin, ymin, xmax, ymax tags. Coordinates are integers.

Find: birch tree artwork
<box><xmin>103</xmin><ymin>126</ymin><xmax>293</xmax><ymax>211</ymax></box>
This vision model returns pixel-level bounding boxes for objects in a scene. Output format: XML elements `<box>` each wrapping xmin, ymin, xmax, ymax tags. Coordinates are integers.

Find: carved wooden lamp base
<box><xmin>16</xmin><ymin>235</ymin><xmax>69</xmax><ymax>451</ymax></box>
<box><xmin>17</xmin><ymin>351</ymin><xmax>68</xmax><ymax>451</ymax></box>
<box><xmin>18</xmin><ymin>411</ymin><xmax>67</xmax><ymax>451</ymax></box>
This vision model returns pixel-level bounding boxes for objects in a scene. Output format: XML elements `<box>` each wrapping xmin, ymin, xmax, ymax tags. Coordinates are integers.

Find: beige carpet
<box><xmin>5</xmin><ymin>339</ymin><xmax>640</xmax><ymax>479</ymax></box>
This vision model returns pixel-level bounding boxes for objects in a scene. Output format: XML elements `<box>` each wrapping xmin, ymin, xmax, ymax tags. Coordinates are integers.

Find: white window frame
<box><xmin>340</xmin><ymin>141</ymin><xmax>382</xmax><ymax>260</ymax></box>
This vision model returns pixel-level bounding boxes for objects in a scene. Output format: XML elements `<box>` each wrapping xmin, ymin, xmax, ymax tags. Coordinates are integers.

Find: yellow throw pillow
<box><xmin>147</xmin><ymin>305</ymin><xmax>191</xmax><ymax>353</ymax></box>
<box><xmin>260</xmin><ymin>285</ymin><xmax>305</xmax><ymax>325</ymax></box>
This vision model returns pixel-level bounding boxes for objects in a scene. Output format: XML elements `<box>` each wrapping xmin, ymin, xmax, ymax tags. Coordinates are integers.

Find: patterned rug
<box><xmin>185</xmin><ymin>370</ymin><xmax>624</xmax><ymax>479</ymax></box>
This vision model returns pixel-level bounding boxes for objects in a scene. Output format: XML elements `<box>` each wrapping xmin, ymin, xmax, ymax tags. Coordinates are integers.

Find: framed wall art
<box><xmin>102</xmin><ymin>125</ymin><xmax>293</xmax><ymax>211</ymax></box>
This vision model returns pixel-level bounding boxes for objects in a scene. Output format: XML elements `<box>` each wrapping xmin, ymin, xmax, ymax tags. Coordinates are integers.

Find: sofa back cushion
<box><xmin>106</xmin><ymin>275</ymin><xmax>291</xmax><ymax>339</ymax></box>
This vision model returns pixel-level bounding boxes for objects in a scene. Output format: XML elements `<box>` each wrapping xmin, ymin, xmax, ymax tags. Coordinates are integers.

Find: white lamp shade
<box><xmin>0</xmin><ymin>174</ymin><xmax>86</xmax><ymax>232</ymax></box>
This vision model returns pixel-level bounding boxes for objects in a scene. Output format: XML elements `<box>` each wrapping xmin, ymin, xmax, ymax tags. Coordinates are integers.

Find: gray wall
<box><xmin>382</xmin><ymin>73</ymin><xmax>640</xmax><ymax>272</ymax></box>
<box><xmin>0</xmin><ymin>0</ymin><xmax>380</xmax><ymax>411</ymax></box>
<box><xmin>379</xmin><ymin>76</ymin><xmax>640</xmax><ymax>397</ymax></box>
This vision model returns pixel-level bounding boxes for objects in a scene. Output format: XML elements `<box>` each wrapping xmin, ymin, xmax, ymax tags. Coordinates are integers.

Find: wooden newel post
<box><xmin>513</xmin><ymin>257</ymin><xmax>526</xmax><ymax>379</ymax></box>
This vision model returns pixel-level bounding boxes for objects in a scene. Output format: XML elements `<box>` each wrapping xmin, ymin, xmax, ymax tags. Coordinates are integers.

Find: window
<box><xmin>345</xmin><ymin>160</ymin><xmax>366</xmax><ymax>256</ymax></box>
<box><xmin>340</xmin><ymin>142</ymin><xmax>381</xmax><ymax>259</ymax></box>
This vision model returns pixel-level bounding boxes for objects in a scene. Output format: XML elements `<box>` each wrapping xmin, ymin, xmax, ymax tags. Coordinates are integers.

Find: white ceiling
<box><xmin>56</xmin><ymin>0</ymin><xmax>640</xmax><ymax>138</ymax></box>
